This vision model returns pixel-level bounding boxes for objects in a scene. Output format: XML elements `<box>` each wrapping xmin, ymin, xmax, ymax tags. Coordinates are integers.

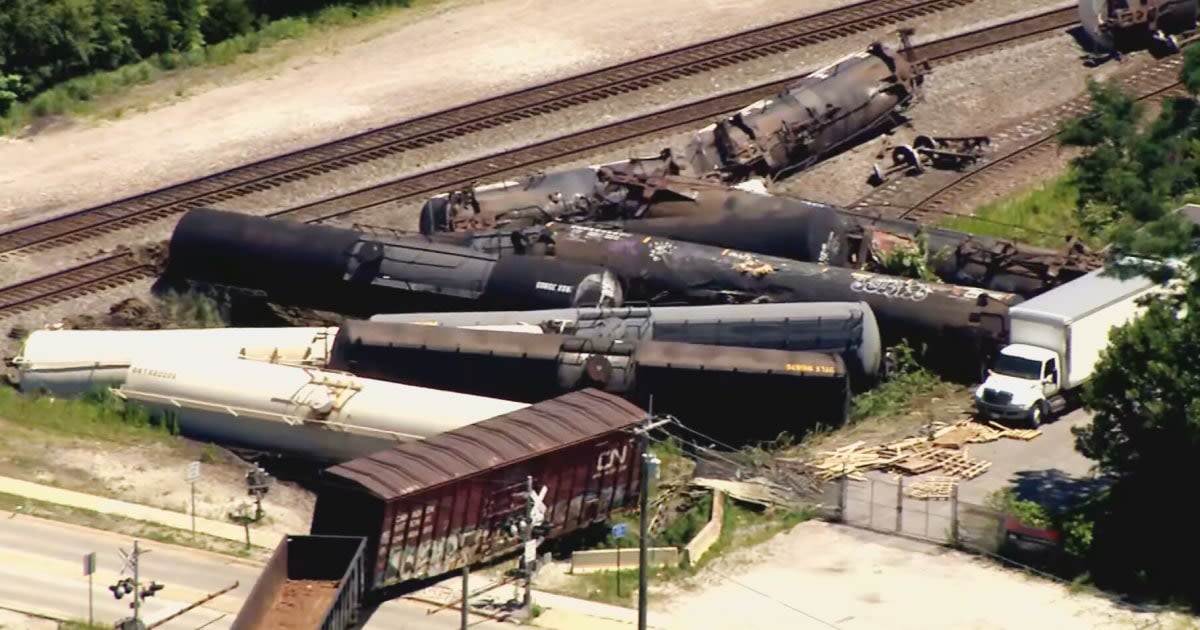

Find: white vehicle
<box><xmin>974</xmin><ymin>264</ymin><xmax>1167</xmax><ymax>427</ymax></box>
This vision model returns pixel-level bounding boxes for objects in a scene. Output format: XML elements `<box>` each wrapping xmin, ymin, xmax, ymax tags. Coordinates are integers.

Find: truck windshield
<box><xmin>992</xmin><ymin>354</ymin><xmax>1043</xmax><ymax>380</ymax></box>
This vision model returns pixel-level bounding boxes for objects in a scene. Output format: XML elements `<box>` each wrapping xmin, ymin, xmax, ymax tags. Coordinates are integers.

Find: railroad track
<box><xmin>852</xmin><ymin>55</ymin><xmax>1187</xmax><ymax>223</ymax></box>
<box><xmin>270</xmin><ymin>6</ymin><xmax>1080</xmax><ymax>224</ymax></box>
<box><xmin>0</xmin><ymin>6</ymin><xmax>1083</xmax><ymax>321</ymax></box>
<box><xmin>0</xmin><ymin>253</ymin><xmax>156</xmax><ymax>319</ymax></box>
<box><xmin>0</xmin><ymin>0</ymin><xmax>981</xmax><ymax>261</ymax></box>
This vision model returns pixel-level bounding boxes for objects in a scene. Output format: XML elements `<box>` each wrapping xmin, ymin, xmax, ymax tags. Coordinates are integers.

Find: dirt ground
<box><xmin>0</xmin><ymin>420</ymin><xmax>316</xmax><ymax>540</ymax></box>
<box><xmin>653</xmin><ymin>520</ymin><xmax>1199</xmax><ymax>630</ymax></box>
<box><xmin>0</xmin><ymin>0</ymin><xmax>833</xmax><ymax>224</ymax></box>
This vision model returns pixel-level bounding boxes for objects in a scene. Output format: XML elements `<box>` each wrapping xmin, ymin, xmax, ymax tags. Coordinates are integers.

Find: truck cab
<box><xmin>975</xmin><ymin>344</ymin><xmax>1061</xmax><ymax>427</ymax></box>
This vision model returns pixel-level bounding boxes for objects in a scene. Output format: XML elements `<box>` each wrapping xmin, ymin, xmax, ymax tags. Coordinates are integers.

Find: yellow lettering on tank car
<box><xmin>785</xmin><ymin>363</ymin><xmax>836</xmax><ymax>375</ymax></box>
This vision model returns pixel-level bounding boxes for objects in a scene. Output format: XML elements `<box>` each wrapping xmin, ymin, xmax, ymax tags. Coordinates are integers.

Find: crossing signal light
<box><xmin>140</xmin><ymin>581</ymin><xmax>164</xmax><ymax>598</ymax></box>
<box><xmin>109</xmin><ymin>578</ymin><xmax>135</xmax><ymax>599</ymax></box>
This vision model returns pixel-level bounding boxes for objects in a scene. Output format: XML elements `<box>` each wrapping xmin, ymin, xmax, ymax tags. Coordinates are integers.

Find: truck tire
<box><xmin>1027</xmin><ymin>401</ymin><xmax>1048</xmax><ymax>428</ymax></box>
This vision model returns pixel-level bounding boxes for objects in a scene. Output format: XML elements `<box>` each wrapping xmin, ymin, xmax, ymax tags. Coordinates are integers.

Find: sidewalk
<box><xmin>0</xmin><ymin>476</ymin><xmax>275</xmax><ymax>548</ymax></box>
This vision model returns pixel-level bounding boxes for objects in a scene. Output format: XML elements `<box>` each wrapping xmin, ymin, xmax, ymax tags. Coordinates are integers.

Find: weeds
<box><xmin>849</xmin><ymin>342</ymin><xmax>940</xmax><ymax>423</ymax></box>
<box><xmin>939</xmin><ymin>176</ymin><xmax>1091</xmax><ymax>249</ymax></box>
<box><xmin>0</xmin><ymin>387</ymin><xmax>175</xmax><ymax>443</ymax></box>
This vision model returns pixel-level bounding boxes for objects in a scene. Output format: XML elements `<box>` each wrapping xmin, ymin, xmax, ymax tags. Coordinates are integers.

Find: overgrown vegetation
<box><xmin>0</xmin><ymin>0</ymin><xmax>424</xmax><ymax>132</ymax></box>
<box><xmin>0</xmin><ymin>387</ymin><xmax>177</xmax><ymax>443</ymax></box>
<box><xmin>939</xmin><ymin>176</ymin><xmax>1089</xmax><ymax>248</ymax></box>
<box><xmin>849</xmin><ymin>341</ymin><xmax>940</xmax><ymax>422</ymax></box>
<box><xmin>978</xmin><ymin>42</ymin><xmax>1200</xmax><ymax>608</ymax></box>
<box><xmin>874</xmin><ymin>232</ymin><xmax>941</xmax><ymax>281</ymax></box>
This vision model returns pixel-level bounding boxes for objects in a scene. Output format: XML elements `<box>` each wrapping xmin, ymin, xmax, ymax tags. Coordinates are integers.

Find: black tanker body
<box><xmin>368</xmin><ymin>301</ymin><xmax>883</xmax><ymax>383</ymax></box>
<box><xmin>326</xmin><ymin>320</ymin><xmax>850</xmax><ymax>439</ymax></box>
<box><xmin>418</xmin><ymin>167</ymin><xmax>1099</xmax><ymax>297</ymax></box>
<box><xmin>450</xmin><ymin>222</ymin><xmax>1023</xmax><ymax>373</ymax></box>
<box><xmin>166</xmin><ymin>208</ymin><xmax>622</xmax><ymax>316</ymax></box>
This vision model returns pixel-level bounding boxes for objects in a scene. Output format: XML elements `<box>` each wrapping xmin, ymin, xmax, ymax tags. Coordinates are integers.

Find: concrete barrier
<box><xmin>683</xmin><ymin>489</ymin><xmax>725</xmax><ymax>566</ymax></box>
<box><xmin>569</xmin><ymin>546</ymin><xmax>680</xmax><ymax>574</ymax></box>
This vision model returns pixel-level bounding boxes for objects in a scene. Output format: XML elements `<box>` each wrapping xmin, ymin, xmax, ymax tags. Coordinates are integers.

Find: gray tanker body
<box><xmin>166</xmin><ymin>208</ymin><xmax>622</xmax><ymax>316</ymax></box>
<box><xmin>369</xmin><ymin>301</ymin><xmax>883</xmax><ymax>383</ymax></box>
<box><xmin>449</xmin><ymin>222</ymin><xmax>1023</xmax><ymax>372</ymax></box>
<box><xmin>326</xmin><ymin>320</ymin><xmax>850</xmax><ymax>439</ymax></box>
<box><xmin>419</xmin><ymin>168</ymin><xmax>1100</xmax><ymax>297</ymax></box>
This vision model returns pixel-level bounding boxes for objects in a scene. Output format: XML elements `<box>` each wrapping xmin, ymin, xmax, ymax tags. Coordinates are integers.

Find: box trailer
<box><xmin>973</xmin><ymin>263</ymin><xmax>1166</xmax><ymax>426</ymax></box>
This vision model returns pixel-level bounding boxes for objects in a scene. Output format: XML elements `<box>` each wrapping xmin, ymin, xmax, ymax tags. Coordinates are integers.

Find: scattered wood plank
<box><xmin>904</xmin><ymin>476</ymin><xmax>958</xmax><ymax>500</ymax></box>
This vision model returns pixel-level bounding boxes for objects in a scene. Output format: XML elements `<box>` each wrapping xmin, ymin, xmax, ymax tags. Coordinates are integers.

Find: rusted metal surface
<box><xmin>327</xmin><ymin>319</ymin><xmax>850</xmax><ymax>434</ymax></box>
<box><xmin>869</xmin><ymin>134</ymin><xmax>991</xmax><ymax>185</ymax></box>
<box><xmin>1081</xmin><ymin>0</ymin><xmax>1197</xmax><ymax>55</ymax></box>
<box><xmin>453</xmin><ymin>222</ymin><xmax>1021</xmax><ymax>372</ymax></box>
<box><xmin>313</xmin><ymin>389</ymin><xmax>645</xmax><ymax>591</ymax></box>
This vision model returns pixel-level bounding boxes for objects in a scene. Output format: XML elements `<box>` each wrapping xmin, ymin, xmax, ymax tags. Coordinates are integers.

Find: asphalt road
<box><xmin>0</xmin><ymin>513</ymin><xmax>512</xmax><ymax>630</ymax></box>
<box><xmin>957</xmin><ymin>407</ymin><xmax>1101</xmax><ymax>506</ymax></box>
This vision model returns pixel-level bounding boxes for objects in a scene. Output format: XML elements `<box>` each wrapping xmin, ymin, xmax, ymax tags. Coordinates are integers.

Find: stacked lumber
<box><xmin>904</xmin><ymin>476</ymin><xmax>958</xmax><ymax>500</ymax></box>
<box><xmin>811</xmin><ymin>419</ymin><xmax>1038</xmax><ymax>483</ymax></box>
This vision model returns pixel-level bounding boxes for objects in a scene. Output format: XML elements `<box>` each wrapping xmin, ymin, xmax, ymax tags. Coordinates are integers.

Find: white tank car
<box><xmin>113</xmin><ymin>357</ymin><xmax>530</xmax><ymax>463</ymax></box>
<box><xmin>12</xmin><ymin>327</ymin><xmax>338</xmax><ymax>397</ymax></box>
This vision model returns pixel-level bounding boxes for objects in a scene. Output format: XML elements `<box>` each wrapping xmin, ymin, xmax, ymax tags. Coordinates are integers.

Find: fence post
<box><xmin>868</xmin><ymin>478</ymin><xmax>876</xmax><ymax>526</ymax></box>
<box><xmin>950</xmin><ymin>483</ymin><xmax>960</xmax><ymax>547</ymax></box>
<box><xmin>895</xmin><ymin>477</ymin><xmax>904</xmax><ymax>533</ymax></box>
<box><xmin>838</xmin><ymin>473</ymin><xmax>848</xmax><ymax>521</ymax></box>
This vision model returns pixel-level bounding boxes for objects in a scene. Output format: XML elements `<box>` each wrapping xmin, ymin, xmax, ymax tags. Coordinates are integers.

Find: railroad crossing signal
<box><xmin>117</xmin><ymin>545</ymin><xmax>149</xmax><ymax>576</ymax></box>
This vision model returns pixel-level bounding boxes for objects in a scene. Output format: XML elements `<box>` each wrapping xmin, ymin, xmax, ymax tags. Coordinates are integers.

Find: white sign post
<box><xmin>186</xmin><ymin>462</ymin><xmax>201</xmax><ymax>539</ymax></box>
<box><xmin>83</xmin><ymin>551</ymin><xmax>96</xmax><ymax>626</ymax></box>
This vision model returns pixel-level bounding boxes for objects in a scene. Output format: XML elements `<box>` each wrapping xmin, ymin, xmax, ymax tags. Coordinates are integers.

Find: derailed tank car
<box><xmin>453</xmin><ymin>223</ymin><xmax>1023</xmax><ymax>373</ymax></box>
<box><xmin>11</xmin><ymin>326</ymin><xmax>337</xmax><ymax>396</ymax></box>
<box><xmin>682</xmin><ymin>40</ymin><xmax>926</xmax><ymax>181</ymax></box>
<box><xmin>369</xmin><ymin>301</ymin><xmax>883</xmax><ymax>384</ymax></box>
<box><xmin>309</xmin><ymin>389</ymin><xmax>646</xmax><ymax>599</ymax></box>
<box><xmin>418</xmin><ymin>168</ymin><xmax>1100</xmax><ymax>297</ymax></box>
<box><xmin>112</xmin><ymin>356</ymin><xmax>529</xmax><ymax>463</ymax></box>
<box><xmin>165</xmin><ymin>208</ymin><xmax>622</xmax><ymax>316</ymax></box>
<box><xmin>1079</xmin><ymin>0</ymin><xmax>1197</xmax><ymax>53</ymax></box>
<box><xmin>326</xmin><ymin>320</ymin><xmax>851</xmax><ymax>437</ymax></box>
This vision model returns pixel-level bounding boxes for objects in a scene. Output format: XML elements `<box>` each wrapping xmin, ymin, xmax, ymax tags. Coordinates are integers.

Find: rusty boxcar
<box><xmin>308</xmin><ymin>389</ymin><xmax>646</xmax><ymax>597</ymax></box>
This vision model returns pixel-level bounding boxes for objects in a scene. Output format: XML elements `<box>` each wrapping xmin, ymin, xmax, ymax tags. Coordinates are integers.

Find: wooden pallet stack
<box><xmin>810</xmin><ymin>419</ymin><xmax>1042</xmax><ymax>493</ymax></box>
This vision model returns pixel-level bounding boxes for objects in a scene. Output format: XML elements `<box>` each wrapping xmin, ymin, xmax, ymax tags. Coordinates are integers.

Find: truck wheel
<box><xmin>1027</xmin><ymin>403</ymin><xmax>1043</xmax><ymax>429</ymax></box>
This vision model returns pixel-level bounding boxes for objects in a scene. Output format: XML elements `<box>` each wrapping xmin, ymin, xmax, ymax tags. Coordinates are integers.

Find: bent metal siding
<box><xmin>312</xmin><ymin>389</ymin><xmax>646</xmax><ymax>591</ymax></box>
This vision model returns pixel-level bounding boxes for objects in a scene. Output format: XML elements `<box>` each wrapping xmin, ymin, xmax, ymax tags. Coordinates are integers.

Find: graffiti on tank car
<box><xmin>850</xmin><ymin>273</ymin><xmax>931</xmax><ymax>302</ymax></box>
<box><xmin>645</xmin><ymin>237</ymin><xmax>676</xmax><ymax>262</ymax></box>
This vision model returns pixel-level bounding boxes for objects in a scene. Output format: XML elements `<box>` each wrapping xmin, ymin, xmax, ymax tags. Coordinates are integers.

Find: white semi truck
<box><xmin>973</xmin><ymin>263</ymin><xmax>1166</xmax><ymax>427</ymax></box>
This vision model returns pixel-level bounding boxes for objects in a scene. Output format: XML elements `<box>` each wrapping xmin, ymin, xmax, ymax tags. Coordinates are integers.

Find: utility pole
<box><xmin>522</xmin><ymin>475</ymin><xmax>533</xmax><ymax>617</ymax></box>
<box><xmin>634</xmin><ymin>406</ymin><xmax>668</xmax><ymax>630</ymax></box>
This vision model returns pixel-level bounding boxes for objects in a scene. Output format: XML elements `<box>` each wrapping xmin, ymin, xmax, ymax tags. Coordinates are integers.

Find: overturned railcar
<box><xmin>369</xmin><ymin>301</ymin><xmax>883</xmax><ymax>383</ymax></box>
<box><xmin>454</xmin><ymin>223</ymin><xmax>1023</xmax><ymax>373</ymax></box>
<box><xmin>1080</xmin><ymin>0</ymin><xmax>1197</xmax><ymax>53</ymax></box>
<box><xmin>165</xmin><ymin>208</ymin><xmax>622</xmax><ymax>316</ymax></box>
<box><xmin>418</xmin><ymin>168</ymin><xmax>1100</xmax><ymax>297</ymax></box>
<box><xmin>326</xmin><ymin>320</ymin><xmax>851</xmax><ymax>438</ymax></box>
<box><xmin>112</xmin><ymin>356</ymin><xmax>529</xmax><ymax>463</ymax></box>
<box><xmin>685</xmin><ymin>41</ymin><xmax>926</xmax><ymax>181</ymax></box>
<box><xmin>11</xmin><ymin>326</ymin><xmax>337</xmax><ymax>396</ymax></box>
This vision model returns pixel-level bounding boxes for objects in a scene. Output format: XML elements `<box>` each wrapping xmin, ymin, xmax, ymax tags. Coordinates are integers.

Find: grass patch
<box><xmin>59</xmin><ymin>622</ymin><xmax>112</xmax><ymax>630</ymax></box>
<box><xmin>0</xmin><ymin>491</ymin><xmax>261</xmax><ymax>560</ymax></box>
<box><xmin>1</xmin><ymin>1</ymin><xmax>441</xmax><ymax>134</ymax></box>
<box><xmin>0</xmin><ymin>388</ymin><xmax>176</xmax><ymax>444</ymax></box>
<box><xmin>939</xmin><ymin>176</ymin><xmax>1088</xmax><ymax>249</ymax></box>
<box><xmin>555</xmin><ymin>495</ymin><xmax>811</xmax><ymax>606</ymax></box>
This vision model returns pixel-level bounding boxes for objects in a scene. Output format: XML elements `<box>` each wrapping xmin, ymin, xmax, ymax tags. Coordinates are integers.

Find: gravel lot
<box><xmin>653</xmin><ymin>520</ymin><xmax>1196</xmax><ymax>630</ymax></box>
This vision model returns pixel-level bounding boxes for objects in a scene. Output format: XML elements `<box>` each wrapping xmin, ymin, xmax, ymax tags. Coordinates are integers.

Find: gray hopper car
<box><xmin>369</xmin><ymin>301</ymin><xmax>883</xmax><ymax>383</ymax></box>
<box><xmin>326</xmin><ymin>320</ymin><xmax>851</xmax><ymax>440</ymax></box>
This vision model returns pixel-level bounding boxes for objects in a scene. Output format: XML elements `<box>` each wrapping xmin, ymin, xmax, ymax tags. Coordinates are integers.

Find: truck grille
<box><xmin>982</xmin><ymin>388</ymin><xmax>1012</xmax><ymax>404</ymax></box>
